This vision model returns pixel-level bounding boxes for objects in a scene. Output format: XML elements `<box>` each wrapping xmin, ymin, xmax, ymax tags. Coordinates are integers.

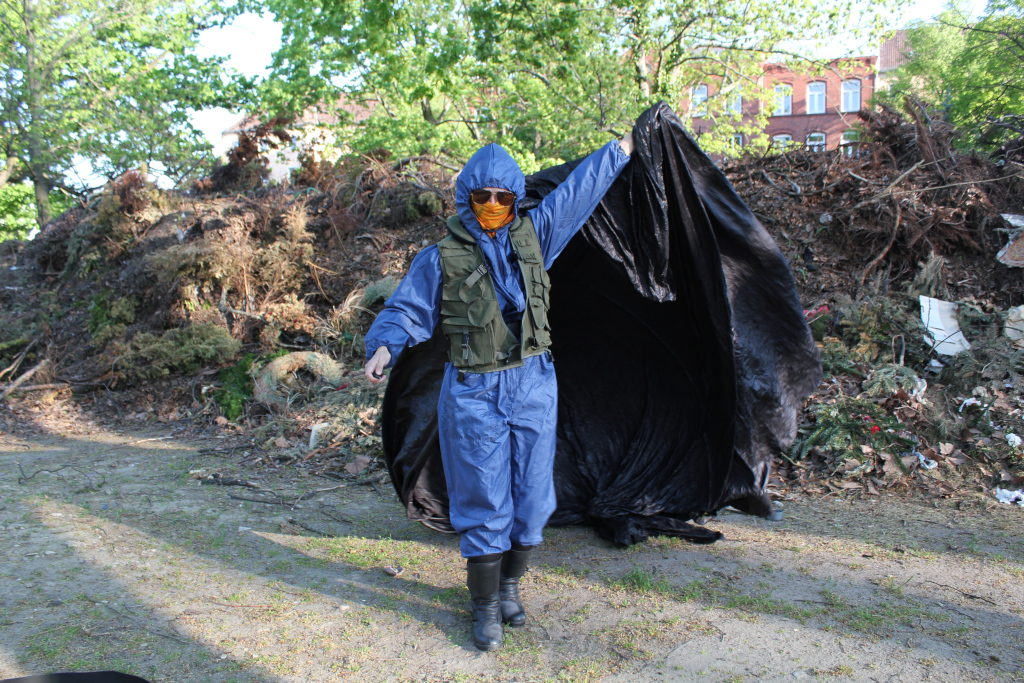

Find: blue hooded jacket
<box><xmin>365</xmin><ymin>139</ymin><xmax>630</xmax><ymax>365</ymax></box>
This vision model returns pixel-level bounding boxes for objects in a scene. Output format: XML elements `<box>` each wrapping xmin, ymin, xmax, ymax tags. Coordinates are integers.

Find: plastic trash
<box><xmin>1007</xmin><ymin>433</ymin><xmax>1023</xmax><ymax>449</ymax></box>
<box><xmin>309</xmin><ymin>422</ymin><xmax>331</xmax><ymax>449</ymax></box>
<box><xmin>959</xmin><ymin>397</ymin><xmax>982</xmax><ymax>412</ymax></box>
<box><xmin>920</xmin><ymin>296</ymin><xmax>971</xmax><ymax>356</ymax></box>
<box><xmin>994</xmin><ymin>488</ymin><xmax>1024</xmax><ymax>506</ymax></box>
<box><xmin>996</xmin><ymin>214</ymin><xmax>1024</xmax><ymax>267</ymax></box>
<box><xmin>1004</xmin><ymin>305</ymin><xmax>1024</xmax><ymax>347</ymax></box>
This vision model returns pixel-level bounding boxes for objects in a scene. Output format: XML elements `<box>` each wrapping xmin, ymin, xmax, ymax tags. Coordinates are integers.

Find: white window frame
<box><xmin>691</xmin><ymin>84</ymin><xmax>708</xmax><ymax>117</ymax></box>
<box><xmin>806</xmin><ymin>132</ymin><xmax>826</xmax><ymax>153</ymax></box>
<box><xmin>773</xmin><ymin>84</ymin><xmax>792</xmax><ymax>116</ymax></box>
<box><xmin>727</xmin><ymin>90</ymin><xmax>743</xmax><ymax>116</ymax></box>
<box><xmin>772</xmin><ymin>134</ymin><xmax>793</xmax><ymax>150</ymax></box>
<box><xmin>806</xmin><ymin>81</ymin><xmax>826</xmax><ymax>115</ymax></box>
<box><xmin>841</xmin><ymin>129</ymin><xmax>861</xmax><ymax>157</ymax></box>
<box><xmin>841</xmin><ymin>79</ymin><xmax>861</xmax><ymax>113</ymax></box>
<box><xmin>732</xmin><ymin>133</ymin><xmax>744</xmax><ymax>148</ymax></box>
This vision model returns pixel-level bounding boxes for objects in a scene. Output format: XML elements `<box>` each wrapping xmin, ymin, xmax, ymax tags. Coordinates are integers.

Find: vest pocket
<box><xmin>441</xmin><ymin>318</ymin><xmax>496</xmax><ymax>366</ymax></box>
<box><xmin>526</xmin><ymin>265</ymin><xmax>551</xmax><ymax>330</ymax></box>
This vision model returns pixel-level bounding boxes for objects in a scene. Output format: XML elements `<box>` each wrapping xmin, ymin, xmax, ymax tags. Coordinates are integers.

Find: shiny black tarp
<box><xmin>380</xmin><ymin>102</ymin><xmax>821</xmax><ymax>545</ymax></box>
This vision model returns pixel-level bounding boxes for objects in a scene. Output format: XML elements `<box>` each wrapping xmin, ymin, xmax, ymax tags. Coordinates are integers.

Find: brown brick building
<box><xmin>689</xmin><ymin>56</ymin><xmax>877</xmax><ymax>153</ymax></box>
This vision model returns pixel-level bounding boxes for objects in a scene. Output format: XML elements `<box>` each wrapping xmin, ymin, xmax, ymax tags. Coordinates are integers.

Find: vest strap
<box><xmin>464</xmin><ymin>263</ymin><xmax>488</xmax><ymax>288</ymax></box>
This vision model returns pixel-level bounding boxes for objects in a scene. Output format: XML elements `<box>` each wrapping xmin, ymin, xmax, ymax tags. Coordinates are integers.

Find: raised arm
<box><xmin>528</xmin><ymin>134</ymin><xmax>632</xmax><ymax>268</ymax></box>
<box><xmin>363</xmin><ymin>245</ymin><xmax>442</xmax><ymax>380</ymax></box>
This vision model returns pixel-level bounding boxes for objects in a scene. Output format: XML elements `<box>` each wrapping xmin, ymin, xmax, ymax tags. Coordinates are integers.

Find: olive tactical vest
<box><xmin>437</xmin><ymin>214</ymin><xmax>553</xmax><ymax>373</ymax></box>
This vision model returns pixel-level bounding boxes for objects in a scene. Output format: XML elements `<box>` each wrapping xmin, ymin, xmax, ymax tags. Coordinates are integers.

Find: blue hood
<box><xmin>455</xmin><ymin>143</ymin><xmax>528</xmax><ymax>319</ymax></box>
<box><xmin>455</xmin><ymin>143</ymin><xmax>526</xmax><ymax>239</ymax></box>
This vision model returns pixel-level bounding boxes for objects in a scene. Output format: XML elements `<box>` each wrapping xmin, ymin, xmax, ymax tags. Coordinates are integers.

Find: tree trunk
<box><xmin>0</xmin><ymin>156</ymin><xmax>18</xmax><ymax>188</ymax></box>
<box><xmin>23</xmin><ymin>1</ymin><xmax>51</xmax><ymax>226</ymax></box>
<box><xmin>31</xmin><ymin>165</ymin><xmax>51</xmax><ymax>226</ymax></box>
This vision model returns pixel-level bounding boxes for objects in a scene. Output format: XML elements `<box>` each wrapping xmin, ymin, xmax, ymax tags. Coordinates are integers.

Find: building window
<box><xmin>691</xmin><ymin>84</ymin><xmax>708</xmax><ymax>117</ymax></box>
<box><xmin>774</xmin><ymin>84</ymin><xmax>792</xmax><ymax>116</ymax></box>
<box><xmin>841</xmin><ymin>79</ymin><xmax>861</xmax><ymax>113</ymax></box>
<box><xmin>772</xmin><ymin>134</ymin><xmax>793</xmax><ymax>150</ymax></box>
<box><xmin>732</xmin><ymin>134</ymin><xmax>744</xmax><ymax>148</ymax></box>
<box><xmin>841</xmin><ymin>129</ymin><xmax>861</xmax><ymax>156</ymax></box>
<box><xmin>806</xmin><ymin>132</ymin><xmax>826</xmax><ymax>152</ymax></box>
<box><xmin>727</xmin><ymin>90</ymin><xmax>743</xmax><ymax>116</ymax></box>
<box><xmin>807</xmin><ymin>82</ymin><xmax>826</xmax><ymax>114</ymax></box>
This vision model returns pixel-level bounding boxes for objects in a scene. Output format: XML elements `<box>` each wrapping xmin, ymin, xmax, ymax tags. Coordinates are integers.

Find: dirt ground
<box><xmin>1</xmin><ymin>425</ymin><xmax>1022</xmax><ymax>683</ymax></box>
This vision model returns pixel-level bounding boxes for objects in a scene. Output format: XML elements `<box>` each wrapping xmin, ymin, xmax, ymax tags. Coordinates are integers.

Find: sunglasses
<box><xmin>470</xmin><ymin>189</ymin><xmax>516</xmax><ymax>207</ymax></box>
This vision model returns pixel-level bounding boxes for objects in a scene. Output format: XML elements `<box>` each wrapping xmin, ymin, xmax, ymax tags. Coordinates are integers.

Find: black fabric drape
<box><xmin>381</xmin><ymin>102</ymin><xmax>821</xmax><ymax>545</ymax></box>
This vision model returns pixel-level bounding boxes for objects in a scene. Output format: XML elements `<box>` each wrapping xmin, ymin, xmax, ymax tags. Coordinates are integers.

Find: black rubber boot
<box><xmin>466</xmin><ymin>558</ymin><xmax>503</xmax><ymax>651</ymax></box>
<box><xmin>499</xmin><ymin>547</ymin><xmax>532</xmax><ymax>627</ymax></box>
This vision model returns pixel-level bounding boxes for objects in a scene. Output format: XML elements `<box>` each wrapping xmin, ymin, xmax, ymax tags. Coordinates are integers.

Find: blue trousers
<box><xmin>437</xmin><ymin>353</ymin><xmax>558</xmax><ymax>557</ymax></box>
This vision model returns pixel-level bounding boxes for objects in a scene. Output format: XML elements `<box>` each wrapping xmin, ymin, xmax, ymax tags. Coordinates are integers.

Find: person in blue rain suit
<box><xmin>363</xmin><ymin>132</ymin><xmax>633</xmax><ymax>651</ymax></box>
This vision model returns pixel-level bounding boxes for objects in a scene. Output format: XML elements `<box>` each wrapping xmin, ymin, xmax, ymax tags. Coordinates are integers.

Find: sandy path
<box><xmin>1</xmin><ymin>428</ymin><xmax>1021</xmax><ymax>682</ymax></box>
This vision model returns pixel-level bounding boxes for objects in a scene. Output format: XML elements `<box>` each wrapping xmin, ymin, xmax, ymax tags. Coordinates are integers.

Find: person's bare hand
<box><xmin>619</xmin><ymin>128</ymin><xmax>634</xmax><ymax>156</ymax></box>
<box><xmin>364</xmin><ymin>346</ymin><xmax>391</xmax><ymax>383</ymax></box>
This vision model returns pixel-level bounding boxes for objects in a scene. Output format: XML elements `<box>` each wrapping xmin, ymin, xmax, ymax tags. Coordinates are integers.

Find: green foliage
<box><xmin>245</xmin><ymin>0</ymin><xmax>903</xmax><ymax>165</ymax></box>
<box><xmin>835</xmin><ymin>295</ymin><xmax>932</xmax><ymax>369</ymax></box>
<box><xmin>0</xmin><ymin>184</ymin><xmax>36</xmax><ymax>240</ymax></box>
<box><xmin>862</xmin><ymin>363</ymin><xmax>920</xmax><ymax>397</ymax></box>
<box><xmin>114</xmin><ymin>323</ymin><xmax>241</xmax><ymax>382</ymax></box>
<box><xmin>0</xmin><ymin>183</ymin><xmax>73</xmax><ymax>239</ymax></box>
<box><xmin>884</xmin><ymin>1</ymin><xmax>1024</xmax><ymax>149</ymax></box>
<box><xmin>0</xmin><ymin>0</ymin><xmax>243</xmax><ymax>223</ymax></box>
<box><xmin>215</xmin><ymin>354</ymin><xmax>256</xmax><ymax>422</ymax></box>
<box><xmin>789</xmin><ymin>396</ymin><xmax>917</xmax><ymax>461</ymax></box>
<box><xmin>88</xmin><ymin>293</ymin><xmax>137</xmax><ymax>347</ymax></box>
<box><xmin>214</xmin><ymin>350</ymin><xmax>290</xmax><ymax>421</ymax></box>
<box><xmin>362</xmin><ymin>277</ymin><xmax>400</xmax><ymax>307</ymax></box>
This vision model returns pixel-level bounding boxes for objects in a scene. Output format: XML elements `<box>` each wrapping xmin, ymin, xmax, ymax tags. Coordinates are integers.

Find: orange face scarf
<box><xmin>472</xmin><ymin>201</ymin><xmax>515</xmax><ymax>237</ymax></box>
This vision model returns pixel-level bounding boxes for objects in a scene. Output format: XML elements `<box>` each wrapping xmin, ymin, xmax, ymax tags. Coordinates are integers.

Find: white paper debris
<box><xmin>912</xmin><ymin>377</ymin><xmax>928</xmax><ymax>402</ymax></box>
<box><xmin>1003</xmin><ymin>214</ymin><xmax>1024</xmax><ymax>229</ymax></box>
<box><xmin>959</xmin><ymin>397</ymin><xmax>981</xmax><ymax>412</ymax></box>
<box><xmin>994</xmin><ymin>488</ymin><xmax>1024</xmax><ymax>506</ymax></box>
<box><xmin>916</xmin><ymin>452</ymin><xmax>938</xmax><ymax>470</ymax></box>
<box><xmin>920</xmin><ymin>296</ymin><xmax>971</xmax><ymax>356</ymax></box>
<box><xmin>309</xmin><ymin>422</ymin><xmax>331</xmax><ymax>449</ymax></box>
<box><xmin>997</xmin><ymin>214</ymin><xmax>1024</xmax><ymax>267</ymax></box>
<box><xmin>1007</xmin><ymin>433</ymin><xmax>1022</xmax><ymax>448</ymax></box>
<box><xmin>1005</xmin><ymin>306</ymin><xmax>1024</xmax><ymax>347</ymax></box>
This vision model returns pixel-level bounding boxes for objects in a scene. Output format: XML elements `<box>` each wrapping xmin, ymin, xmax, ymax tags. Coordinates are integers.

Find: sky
<box><xmin>190</xmin><ymin>0</ymin><xmax>979</xmax><ymax>158</ymax></box>
<box><xmin>192</xmin><ymin>12</ymin><xmax>283</xmax><ymax>156</ymax></box>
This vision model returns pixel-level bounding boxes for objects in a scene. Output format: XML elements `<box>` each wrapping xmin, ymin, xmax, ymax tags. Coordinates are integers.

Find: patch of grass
<box><xmin>315</xmin><ymin>536</ymin><xmax>426</xmax><ymax>570</ymax></box>
<box><xmin>613</xmin><ymin>566</ymin><xmax>672</xmax><ymax>594</ymax></box>
<box><xmin>497</xmin><ymin>628</ymin><xmax>542</xmax><ymax>672</ymax></box>
<box><xmin>567</xmin><ymin>603</ymin><xmax>592</xmax><ymax>625</ymax></box>
<box><xmin>432</xmin><ymin>586</ymin><xmax>467</xmax><ymax>607</ymax></box>
<box><xmin>726</xmin><ymin>593</ymin><xmax>820</xmax><ymax>621</ymax></box>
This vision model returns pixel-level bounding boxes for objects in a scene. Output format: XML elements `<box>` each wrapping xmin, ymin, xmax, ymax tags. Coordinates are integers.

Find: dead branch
<box><xmin>761</xmin><ymin>169</ymin><xmax>802</xmax><ymax>197</ymax></box>
<box><xmin>922</xmin><ymin>580</ymin><xmax>997</xmax><ymax>605</ymax></box>
<box><xmin>857</xmin><ymin>199</ymin><xmax>903</xmax><ymax>291</ymax></box>
<box><xmin>17</xmin><ymin>462</ymin><xmax>105</xmax><ymax>489</ymax></box>
<box><xmin>287</xmin><ymin>517</ymin><xmax>337</xmax><ymax>537</ymax></box>
<box><xmin>852</xmin><ymin>160</ymin><xmax>924</xmax><ymax>211</ymax></box>
<box><xmin>84</xmin><ymin>595</ymin><xmax>188</xmax><ymax>643</ymax></box>
<box><xmin>3</xmin><ymin>383</ymin><xmax>68</xmax><ymax>394</ymax></box>
<box><xmin>0</xmin><ymin>336</ymin><xmax>40</xmax><ymax>382</ymax></box>
<box><xmin>2</xmin><ymin>359</ymin><xmax>49</xmax><ymax>398</ymax></box>
<box><xmin>228</xmin><ymin>492</ymin><xmax>288</xmax><ymax>506</ymax></box>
